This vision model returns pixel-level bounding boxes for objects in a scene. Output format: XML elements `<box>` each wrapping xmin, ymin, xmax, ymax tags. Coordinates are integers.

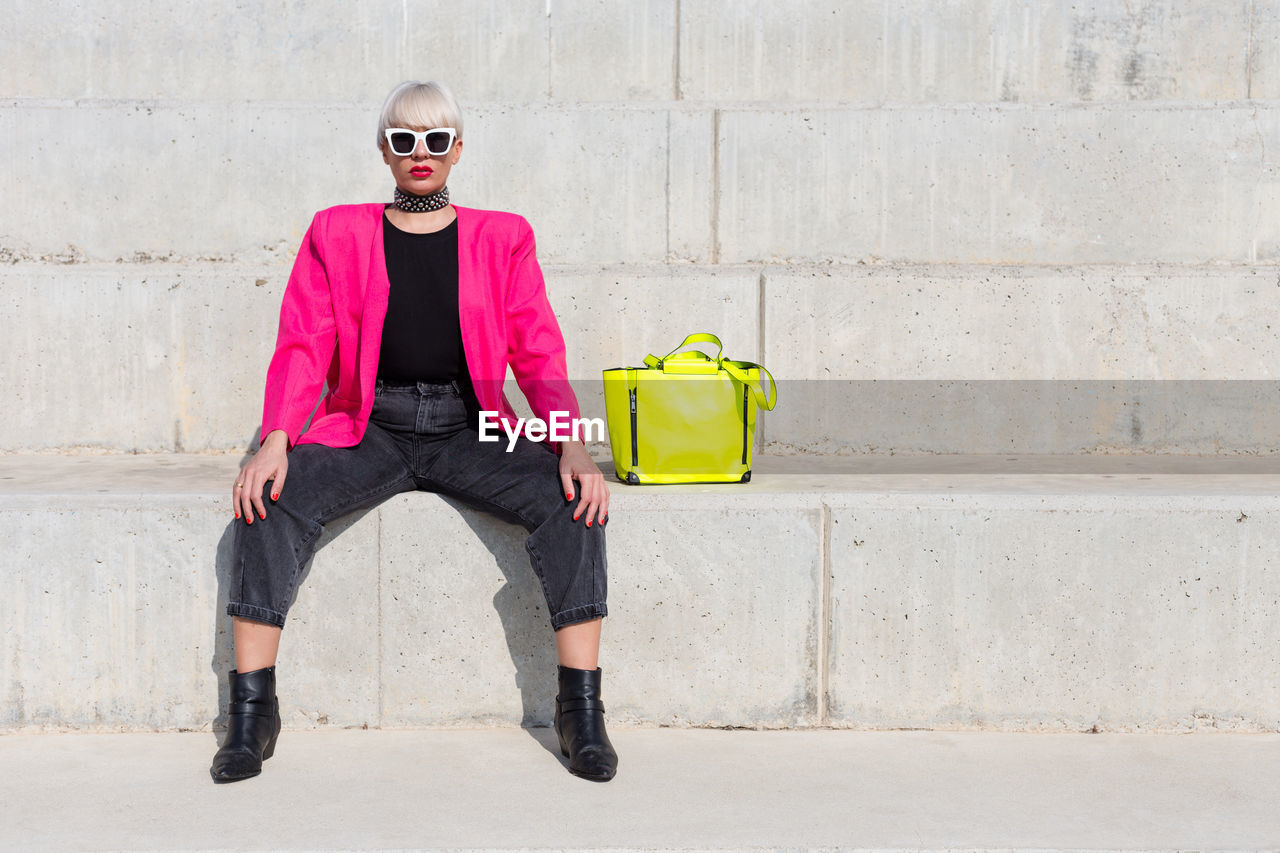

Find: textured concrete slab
<box><xmin>0</xmin><ymin>498</ymin><xmax>385</xmax><ymax>730</ymax></box>
<box><xmin>0</xmin><ymin>455</ymin><xmax>824</xmax><ymax>730</ymax></box>
<box><xmin>460</xmin><ymin>105</ymin><xmax>674</xmax><ymax>264</ymax></box>
<box><xmin>0</xmin><ymin>264</ymin><xmax>281</xmax><ymax>453</ymax></box>
<box><xmin>526</xmin><ymin>264</ymin><xmax>761</xmax><ymax>417</ymax></box>
<box><xmin>665</xmin><ymin>107</ymin><xmax>718</xmax><ymax>262</ymax></box>
<box><xmin>755</xmin><ymin>378</ymin><xmax>1280</xmax><ymax>455</ymax></box>
<box><xmin>825</xmin><ymin>495</ymin><xmax>1280</xmax><ymax>731</ymax></box>
<box><xmin>716</xmin><ymin>104</ymin><xmax>1280</xmax><ymax>264</ymax></box>
<box><xmin>11</xmin><ymin>262</ymin><xmax>1280</xmax><ymax>455</ymax></box>
<box><xmin>763</xmin><ymin>264</ymin><xmax>1280</xmax><ymax>381</ymax></box>
<box><xmin>11</xmin><ymin>99</ymin><xmax>1277</xmax><ymax>266</ymax></box>
<box><xmin>678</xmin><ymin>0</ymin><xmax>1253</xmax><ymax>103</ymax></box>
<box><xmin>3</xmin><ymin>454</ymin><xmax>1280</xmax><ymax>732</ymax></box>
<box><xmin>377</xmin><ymin>494</ymin><xmax>563</xmax><ymax>728</ymax></box>
<box><xmin>0</xmin><ymin>103</ymin><xmax>682</xmax><ymax>264</ymax></box>
<box><xmin>584</xmin><ymin>500</ymin><xmax>822</xmax><ymax>727</ymax></box>
<box><xmin>2</xmin><ymin>0</ymin><xmax>551</xmax><ymax>102</ymax></box>
<box><xmin>376</xmin><ymin>494</ymin><xmax>821</xmax><ymax>728</ymax></box>
<box><xmin>4</xmin><ymin>505</ymin><xmax>223</xmax><ymax>730</ymax></box>
<box><xmin>758</xmin><ymin>262</ymin><xmax>1280</xmax><ymax>453</ymax></box>
<box><xmin>1249</xmin><ymin>5</ymin><xmax>1280</xmax><ymax>99</ymax></box>
<box><xmin>0</xmin><ymin>262</ymin><xmax>756</xmax><ymax>453</ymax></box>
<box><xmin>1</xmin><ymin>729</ymin><xmax>1279</xmax><ymax>851</ymax></box>
<box><xmin>4</xmin><ymin>0</ymin><xmax>1261</xmax><ymax>104</ymax></box>
<box><xmin>550</xmin><ymin>0</ymin><xmax>677</xmax><ymax>101</ymax></box>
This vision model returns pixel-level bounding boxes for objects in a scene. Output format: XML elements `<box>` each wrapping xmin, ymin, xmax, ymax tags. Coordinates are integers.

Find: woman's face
<box><xmin>381</xmin><ymin>125</ymin><xmax>462</xmax><ymax>197</ymax></box>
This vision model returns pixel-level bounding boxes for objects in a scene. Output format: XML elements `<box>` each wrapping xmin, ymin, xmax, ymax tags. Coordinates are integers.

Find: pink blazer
<box><xmin>260</xmin><ymin>202</ymin><xmax>580</xmax><ymax>456</ymax></box>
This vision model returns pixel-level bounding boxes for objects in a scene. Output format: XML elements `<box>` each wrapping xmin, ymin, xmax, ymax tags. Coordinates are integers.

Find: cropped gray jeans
<box><xmin>226</xmin><ymin>379</ymin><xmax>608</xmax><ymax>631</ymax></box>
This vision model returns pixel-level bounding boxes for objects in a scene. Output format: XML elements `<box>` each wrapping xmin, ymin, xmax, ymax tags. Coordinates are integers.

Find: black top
<box><xmin>378</xmin><ymin>209</ymin><xmax>467</xmax><ymax>384</ymax></box>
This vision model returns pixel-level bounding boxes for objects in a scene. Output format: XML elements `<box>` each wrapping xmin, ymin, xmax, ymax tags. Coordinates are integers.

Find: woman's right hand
<box><xmin>234</xmin><ymin>430</ymin><xmax>290</xmax><ymax>523</ymax></box>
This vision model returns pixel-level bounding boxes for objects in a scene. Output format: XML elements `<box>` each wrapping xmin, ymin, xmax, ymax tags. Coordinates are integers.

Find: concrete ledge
<box><xmin>2</xmin><ymin>454</ymin><xmax>1279</xmax><ymax>732</ymax></box>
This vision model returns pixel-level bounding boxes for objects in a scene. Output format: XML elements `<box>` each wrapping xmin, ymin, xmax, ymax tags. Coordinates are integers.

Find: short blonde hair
<box><xmin>376</xmin><ymin>80</ymin><xmax>464</xmax><ymax>150</ymax></box>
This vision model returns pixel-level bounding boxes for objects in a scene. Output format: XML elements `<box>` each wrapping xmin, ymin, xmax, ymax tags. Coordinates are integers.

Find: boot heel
<box><xmin>556</xmin><ymin>718</ymin><xmax>569</xmax><ymax>756</ymax></box>
<box><xmin>262</xmin><ymin>729</ymin><xmax>278</xmax><ymax>760</ymax></box>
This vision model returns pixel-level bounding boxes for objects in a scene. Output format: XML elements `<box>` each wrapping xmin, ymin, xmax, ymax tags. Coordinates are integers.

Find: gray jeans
<box><xmin>226</xmin><ymin>379</ymin><xmax>608</xmax><ymax>631</ymax></box>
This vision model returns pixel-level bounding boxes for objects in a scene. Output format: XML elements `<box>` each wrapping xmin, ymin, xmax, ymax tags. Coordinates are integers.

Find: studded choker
<box><xmin>393</xmin><ymin>184</ymin><xmax>450</xmax><ymax>213</ymax></box>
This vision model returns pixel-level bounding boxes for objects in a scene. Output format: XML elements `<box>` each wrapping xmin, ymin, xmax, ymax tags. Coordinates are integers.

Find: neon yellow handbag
<box><xmin>602</xmin><ymin>333</ymin><xmax>777</xmax><ymax>484</ymax></box>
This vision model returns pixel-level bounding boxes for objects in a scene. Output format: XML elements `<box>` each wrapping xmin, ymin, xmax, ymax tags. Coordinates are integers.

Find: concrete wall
<box><xmin>2</xmin><ymin>1</ymin><xmax>1278</xmax><ymax>454</ymax></box>
<box><xmin>5</xmin><ymin>457</ymin><xmax>1278</xmax><ymax>732</ymax></box>
<box><xmin>5</xmin><ymin>263</ymin><xmax>1279</xmax><ymax>454</ymax></box>
<box><xmin>5</xmin><ymin>3</ymin><xmax>1280</xmax><ymax>735</ymax></box>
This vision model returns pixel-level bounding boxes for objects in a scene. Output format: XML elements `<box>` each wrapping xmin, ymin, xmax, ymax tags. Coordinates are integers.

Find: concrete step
<box><xmin>6</xmin><ymin>1</ymin><xmax>1265</xmax><ymax>104</ymax></box>
<box><xmin>3</xmin><ymin>453</ymin><xmax>1279</xmax><ymax>733</ymax></box>
<box><xmin>5</xmin><ymin>100</ymin><xmax>1280</xmax><ymax>265</ymax></box>
<box><xmin>1</xmin><ymin>728</ymin><xmax>1277</xmax><ymax>851</ymax></box>
<box><xmin>4</xmin><ymin>261</ymin><xmax>1277</xmax><ymax>454</ymax></box>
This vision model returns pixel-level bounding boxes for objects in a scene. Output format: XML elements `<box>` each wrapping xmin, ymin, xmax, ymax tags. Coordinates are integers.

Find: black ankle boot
<box><xmin>210</xmin><ymin>665</ymin><xmax>281</xmax><ymax>783</ymax></box>
<box><xmin>554</xmin><ymin>664</ymin><xmax>618</xmax><ymax>781</ymax></box>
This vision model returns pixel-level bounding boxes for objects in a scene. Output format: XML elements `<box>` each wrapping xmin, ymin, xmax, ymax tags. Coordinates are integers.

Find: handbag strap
<box><xmin>721</xmin><ymin>359</ymin><xmax>778</xmax><ymax>411</ymax></box>
<box><xmin>639</xmin><ymin>333</ymin><xmax>778</xmax><ymax>412</ymax></box>
<box><xmin>643</xmin><ymin>332</ymin><xmax>723</xmax><ymax>369</ymax></box>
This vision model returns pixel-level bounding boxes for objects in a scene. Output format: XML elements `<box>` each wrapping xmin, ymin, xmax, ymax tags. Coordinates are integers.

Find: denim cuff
<box><xmin>226</xmin><ymin>601</ymin><xmax>287</xmax><ymax>629</ymax></box>
<box><xmin>551</xmin><ymin>602</ymin><xmax>608</xmax><ymax>631</ymax></box>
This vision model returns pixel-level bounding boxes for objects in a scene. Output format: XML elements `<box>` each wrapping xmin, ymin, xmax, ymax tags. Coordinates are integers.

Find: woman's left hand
<box><xmin>558</xmin><ymin>439</ymin><xmax>609</xmax><ymax>526</ymax></box>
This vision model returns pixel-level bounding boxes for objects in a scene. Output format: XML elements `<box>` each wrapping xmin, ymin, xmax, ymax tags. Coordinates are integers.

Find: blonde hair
<box><xmin>376</xmin><ymin>80</ymin><xmax>464</xmax><ymax>150</ymax></box>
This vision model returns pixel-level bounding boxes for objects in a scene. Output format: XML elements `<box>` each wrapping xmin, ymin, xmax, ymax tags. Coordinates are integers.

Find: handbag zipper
<box><xmin>741</xmin><ymin>384</ymin><xmax>749</xmax><ymax>465</ymax></box>
<box><xmin>629</xmin><ymin>386</ymin><xmax>638</xmax><ymax>468</ymax></box>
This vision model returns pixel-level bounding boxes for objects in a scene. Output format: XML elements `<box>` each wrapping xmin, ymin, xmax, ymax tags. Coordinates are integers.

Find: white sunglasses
<box><xmin>384</xmin><ymin>127</ymin><xmax>458</xmax><ymax>157</ymax></box>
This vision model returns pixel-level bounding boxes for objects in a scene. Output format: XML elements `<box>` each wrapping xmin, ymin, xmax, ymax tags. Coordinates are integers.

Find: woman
<box><xmin>211</xmin><ymin>80</ymin><xmax>617</xmax><ymax>784</ymax></box>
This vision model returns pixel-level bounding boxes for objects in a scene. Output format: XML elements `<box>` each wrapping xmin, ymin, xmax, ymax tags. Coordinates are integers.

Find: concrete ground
<box><xmin>1</xmin><ymin>728</ymin><xmax>1278</xmax><ymax>851</ymax></box>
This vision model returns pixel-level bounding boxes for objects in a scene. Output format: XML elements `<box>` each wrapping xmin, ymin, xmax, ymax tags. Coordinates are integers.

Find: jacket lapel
<box><xmin>453</xmin><ymin>204</ymin><xmax>491</xmax><ymax>419</ymax></box>
<box><xmin>454</xmin><ymin>204</ymin><xmax>501</xmax><ymax>412</ymax></box>
<box><xmin>360</xmin><ymin>203</ymin><xmax>391</xmax><ymax>402</ymax></box>
<box><xmin>455</xmin><ymin>204</ymin><xmax>482</xmax><ymax>373</ymax></box>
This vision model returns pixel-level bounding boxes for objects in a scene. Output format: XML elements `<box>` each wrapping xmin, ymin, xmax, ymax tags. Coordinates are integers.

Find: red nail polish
<box><xmin>272</xmin><ymin>493</ymin><xmax>278</xmax><ymax>500</ymax></box>
<box><xmin>235</xmin><ymin>512</ymin><xmax>240</xmax><ymax>519</ymax></box>
<box><xmin>247</xmin><ymin>518</ymin><xmax>252</xmax><ymax>525</ymax></box>
<box><xmin>566</xmin><ymin>493</ymin><xmax>573</xmax><ymax>500</ymax></box>
<box><xmin>259</xmin><ymin>512</ymin><xmax>265</xmax><ymax>520</ymax></box>
<box><xmin>586</xmin><ymin>519</ymin><xmax>592</xmax><ymax>527</ymax></box>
